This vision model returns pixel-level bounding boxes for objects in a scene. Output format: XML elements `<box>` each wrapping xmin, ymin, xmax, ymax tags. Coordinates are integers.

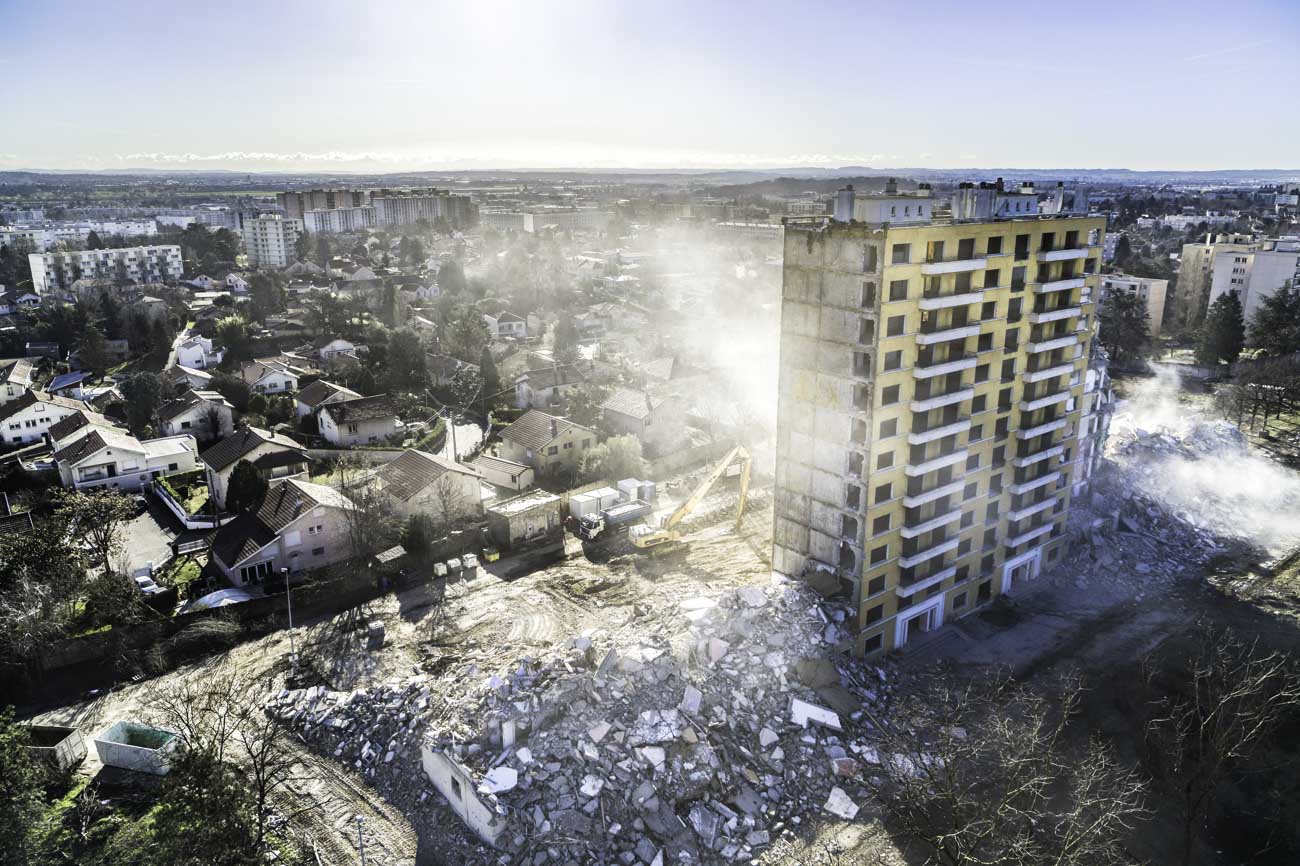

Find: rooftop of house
<box><xmin>321</xmin><ymin>393</ymin><xmax>398</xmax><ymax>424</ymax></box>
<box><xmin>47</xmin><ymin>408</ymin><xmax>116</xmax><ymax>442</ymax></box>
<box><xmin>200</xmin><ymin>426</ymin><xmax>304</xmax><ymax>472</ymax></box>
<box><xmin>500</xmin><ymin>409</ymin><xmax>592</xmax><ymax>452</ymax></box>
<box><xmin>53</xmin><ymin>426</ymin><xmax>144</xmax><ymax>465</ymax></box>
<box><xmin>601</xmin><ymin>386</ymin><xmax>666</xmax><ymax>421</ymax></box>
<box><xmin>296</xmin><ymin>379</ymin><xmax>361</xmax><ymax>409</ymax></box>
<box><xmin>157</xmin><ymin>389</ymin><xmax>233</xmax><ymax>423</ymax></box>
<box><xmin>371</xmin><ymin>449</ymin><xmax>483</xmax><ymax>503</ymax></box>
<box><xmin>0</xmin><ymin>358</ymin><xmax>34</xmax><ymax>388</ymax></box>
<box><xmin>0</xmin><ymin>389</ymin><xmax>86</xmax><ymax>424</ymax></box>
<box><xmin>517</xmin><ymin>364</ymin><xmax>585</xmax><ymax>391</ymax></box>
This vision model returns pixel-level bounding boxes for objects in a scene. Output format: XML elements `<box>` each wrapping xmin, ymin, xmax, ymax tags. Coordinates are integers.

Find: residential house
<box><xmin>54</xmin><ymin>427</ymin><xmax>198</xmax><ymax>492</ymax></box>
<box><xmin>470</xmin><ymin>454</ymin><xmax>534</xmax><ymax>491</ymax></box>
<box><xmin>46</xmin><ymin>371</ymin><xmax>89</xmax><ymax>399</ymax></box>
<box><xmin>409</xmin><ymin>315</ymin><xmax>438</xmax><ymax>343</ymax></box>
<box><xmin>498</xmin><ymin>410</ymin><xmax>597</xmax><ymax>480</ymax></box>
<box><xmin>47</xmin><ymin>409</ymin><xmax>118</xmax><ymax>451</ymax></box>
<box><xmin>0</xmin><ymin>391</ymin><xmax>85</xmax><ymax>446</ymax></box>
<box><xmin>514</xmin><ymin>365</ymin><xmax>586</xmax><ymax>410</ymax></box>
<box><xmin>175</xmin><ymin>335</ymin><xmax>225</xmax><ymax>370</ymax></box>
<box><xmin>186</xmin><ymin>274</ymin><xmax>218</xmax><ymax>291</ymax></box>
<box><xmin>312</xmin><ymin>337</ymin><xmax>363</xmax><ymax>364</ymax></box>
<box><xmin>0</xmin><ymin>358</ymin><xmax>34</xmax><ymax>406</ymax></box>
<box><xmin>225</xmin><ymin>273</ymin><xmax>250</xmax><ymax>294</ymax></box>
<box><xmin>0</xmin><ymin>289</ymin><xmax>40</xmax><ymax>316</ymax></box>
<box><xmin>414</xmin><ymin>283</ymin><xmax>440</xmax><ymax>301</ymax></box>
<box><xmin>483</xmin><ymin>311</ymin><xmax>527</xmax><ymax>339</ymax></box>
<box><xmin>295</xmin><ymin>379</ymin><xmax>361</xmax><ymax>420</ymax></box>
<box><xmin>600</xmin><ymin>386</ymin><xmax>684</xmax><ymax>455</ymax></box>
<box><xmin>25</xmin><ymin>342</ymin><xmax>61</xmax><ymax>360</ymax></box>
<box><xmin>318</xmin><ymin>394</ymin><xmax>400</xmax><ymax>447</ymax></box>
<box><xmin>130</xmin><ymin>295</ymin><xmax>170</xmax><ymax>322</ymax></box>
<box><xmin>369</xmin><ymin>449</ymin><xmax>484</xmax><ymax>522</ymax></box>
<box><xmin>239</xmin><ymin>358</ymin><xmax>307</xmax><ymax>395</ymax></box>
<box><xmin>165</xmin><ymin>365</ymin><xmax>214</xmax><ymax>393</ymax></box>
<box><xmin>211</xmin><ymin>478</ymin><xmax>354</xmax><ymax>585</ymax></box>
<box><xmin>200</xmin><ymin>426</ymin><xmax>309</xmax><ymax>510</ymax></box>
<box><xmin>157</xmin><ymin>390</ymin><xmax>235</xmax><ymax>441</ymax></box>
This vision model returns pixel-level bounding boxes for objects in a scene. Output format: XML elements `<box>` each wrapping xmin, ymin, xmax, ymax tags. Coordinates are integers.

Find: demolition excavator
<box><xmin>631</xmin><ymin>445</ymin><xmax>752</xmax><ymax>550</ymax></box>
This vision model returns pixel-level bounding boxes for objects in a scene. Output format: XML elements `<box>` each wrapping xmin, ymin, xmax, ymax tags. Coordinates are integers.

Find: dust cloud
<box><xmin>1109</xmin><ymin>366</ymin><xmax>1300</xmax><ymax>555</ymax></box>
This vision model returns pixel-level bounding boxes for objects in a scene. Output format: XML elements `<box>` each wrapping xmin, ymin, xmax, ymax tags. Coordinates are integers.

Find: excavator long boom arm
<box><xmin>662</xmin><ymin>445</ymin><xmax>751</xmax><ymax>532</ymax></box>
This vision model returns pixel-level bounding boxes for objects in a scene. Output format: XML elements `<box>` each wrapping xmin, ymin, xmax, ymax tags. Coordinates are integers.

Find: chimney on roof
<box><xmin>885</xmin><ymin>177</ymin><xmax>898</xmax><ymax>195</ymax></box>
<box><xmin>549</xmin><ymin>417</ymin><xmax>557</xmax><ymax>438</ymax></box>
<box><xmin>995</xmin><ymin>177</ymin><xmax>1005</xmax><ymax>192</ymax></box>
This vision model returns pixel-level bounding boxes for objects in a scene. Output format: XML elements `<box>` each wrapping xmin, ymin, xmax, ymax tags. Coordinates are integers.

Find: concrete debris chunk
<box><xmin>679</xmin><ymin>685</ymin><xmax>703</xmax><ymax>714</ymax></box>
<box><xmin>790</xmin><ymin>697</ymin><xmax>842</xmax><ymax>731</ymax></box>
<box><xmin>824</xmin><ymin>786</ymin><xmax>860</xmax><ymax>820</ymax></box>
<box><xmin>478</xmin><ymin>766</ymin><xmax>518</xmax><ymax>794</ymax></box>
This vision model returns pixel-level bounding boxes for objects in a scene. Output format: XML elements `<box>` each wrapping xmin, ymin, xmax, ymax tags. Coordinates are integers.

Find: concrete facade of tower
<box><xmin>773</xmin><ymin>179</ymin><xmax>1115</xmax><ymax>655</ymax></box>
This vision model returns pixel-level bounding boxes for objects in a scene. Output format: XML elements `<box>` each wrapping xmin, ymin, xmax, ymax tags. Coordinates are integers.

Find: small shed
<box><xmin>26</xmin><ymin>724</ymin><xmax>87</xmax><ymax>772</ymax></box>
<box><xmin>486</xmin><ymin>490</ymin><xmax>562</xmax><ymax>550</ymax></box>
<box><xmin>93</xmin><ymin>721</ymin><xmax>178</xmax><ymax>776</ymax></box>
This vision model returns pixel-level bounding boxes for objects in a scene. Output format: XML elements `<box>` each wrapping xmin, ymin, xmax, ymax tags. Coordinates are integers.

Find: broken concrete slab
<box><xmin>790</xmin><ymin>697</ymin><xmax>842</xmax><ymax>731</ymax></box>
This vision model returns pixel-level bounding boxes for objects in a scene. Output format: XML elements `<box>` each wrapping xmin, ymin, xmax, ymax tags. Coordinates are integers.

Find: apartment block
<box><xmin>1173</xmin><ymin>232</ymin><xmax>1254</xmax><ymax>331</ymax></box>
<box><xmin>773</xmin><ymin>183</ymin><xmax>1108</xmax><ymax>656</ymax></box>
<box><xmin>1099</xmin><ymin>273</ymin><xmax>1168</xmax><ymax>336</ymax></box>
<box><xmin>242</xmin><ymin>214</ymin><xmax>303</xmax><ymax>269</ymax></box>
<box><xmin>28</xmin><ymin>244</ymin><xmax>183</xmax><ymax>293</ymax></box>
<box><xmin>1205</xmin><ymin>237</ymin><xmax>1300</xmax><ymax>323</ymax></box>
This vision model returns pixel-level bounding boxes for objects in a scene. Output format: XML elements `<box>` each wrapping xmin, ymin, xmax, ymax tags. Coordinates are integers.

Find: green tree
<box><xmin>444</xmin><ymin>308</ymin><xmax>490</xmax><ymax>363</ymax></box>
<box><xmin>209</xmin><ymin>371</ymin><xmax>251</xmax><ymax>412</ymax></box>
<box><xmin>479</xmin><ymin>345</ymin><xmax>501</xmax><ymax>404</ymax></box>
<box><xmin>579</xmin><ymin>434</ymin><xmax>643</xmax><ymax>482</ymax></box>
<box><xmin>99</xmin><ymin>290</ymin><xmax>124</xmax><ymax>340</ymax></box>
<box><xmin>55</xmin><ymin>489</ymin><xmax>135</xmax><ymax>573</ymax></box>
<box><xmin>1097</xmin><ymin>290</ymin><xmax>1151</xmax><ymax>368</ymax></box>
<box><xmin>226</xmin><ymin>461</ymin><xmax>267</xmax><ymax>513</ymax></box>
<box><xmin>120</xmin><ymin>372</ymin><xmax>162</xmax><ymax>434</ymax></box>
<box><xmin>215</xmin><ymin>316</ymin><xmax>253</xmax><ymax>366</ymax></box>
<box><xmin>0</xmin><ymin>707</ymin><xmax>45</xmax><ymax>865</ymax></box>
<box><xmin>77</xmin><ymin>323</ymin><xmax>110</xmax><ymax>375</ymax></box>
<box><xmin>402</xmin><ymin>513</ymin><xmax>435</xmax><ymax>560</ymax></box>
<box><xmin>1248</xmin><ymin>281</ymin><xmax>1300</xmax><ymax>357</ymax></box>
<box><xmin>294</xmin><ymin>231</ymin><xmax>313</xmax><ymax>263</ymax></box>
<box><xmin>246</xmin><ymin>274</ymin><xmax>283</xmax><ymax>323</ymax></box>
<box><xmin>1113</xmin><ymin>234</ymin><xmax>1132</xmax><ymax>268</ymax></box>
<box><xmin>316</xmin><ymin>234</ymin><xmax>332</xmax><ymax>274</ymax></box>
<box><xmin>86</xmin><ymin>229</ymin><xmax>105</xmax><ymax>250</ymax></box>
<box><xmin>147</xmin><ymin>751</ymin><xmax>260</xmax><ymax>866</ymax></box>
<box><xmin>386</xmin><ymin>328</ymin><xmax>427</xmax><ymax>392</ymax></box>
<box><xmin>552</xmin><ymin>317</ymin><xmax>580</xmax><ymax>364</ymax></box>
<box><xmin>437</xmin><ymin>259</ymin><xmax>466</xmax><ymax>295</ymax></box>
<box><xmin>1197</xmin><ymin>291</ymin><xmax>1246</xmax><ymax>366</ymax></box>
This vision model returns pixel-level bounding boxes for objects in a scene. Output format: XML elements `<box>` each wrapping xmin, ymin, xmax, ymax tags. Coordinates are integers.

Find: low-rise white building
<box><xmin>54</xmin><ymin>428</ymin><xmax>199</xmax><ymax>492</ymax></box>
<box><xmin>0</xmin><ymin>359</ymin><xmax>34</xmax><ymax>406</ymax></box>
<box><xmin>175</xmin><ymin>335</ymin><xmax>225</xmax><ymax>370</ymax></box>
<box><xmin>157</xmin><ymin>389</ymin><xmax>235</xmax><ymax>441</ymax></box>
<box><xmin>239</xmin><ymin>358</ymin><xmax>306</xmax><ymax>394</ymax></box>
<box><xmin>318</xmin><ymin>394</ymin><xmax>399</xmax><ymax>447</ymax></box>
<box><xmin>369</xmin><ymin>449</ymin><xmax>484</xmax><ymax>522</ymax></box>
<box><xmin>1099</xmin><ymin>273</ymin><xmax>1169</xmax><ymax>337</ymax></box>
<box><xmin>294</xmin><ymin>379</ymin><xmax>361</xmax><ymax>420</ymax></box>
<box><xmin>484</xmin><ymin>311</ymin><xmax>527</xmax><ymax>339</ymax></box>
<box><xmin>200</xmin><ymin>426</ymin><xmax>309</xmax><ymax>510</ymax></box>
<box><xmin>210</xmin><ymin>478</ymin><xmax>355</xmax><ymax>585</ymax></box>
<box><xmin>0</xmin><ymin>390</ymin><xmax>84</xmax><ymax>447</ymax></box>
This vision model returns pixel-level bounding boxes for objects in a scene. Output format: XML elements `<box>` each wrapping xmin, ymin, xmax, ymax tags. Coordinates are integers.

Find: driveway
<box><xmin>119</xmin><ymin>497</ymin><xmax>179</xmax><ymax>574</ymax></box>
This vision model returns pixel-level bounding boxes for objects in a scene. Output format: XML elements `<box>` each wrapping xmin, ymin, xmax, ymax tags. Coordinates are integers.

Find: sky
<box><xmin>1</xmin><ymin>0</ymin><xmax>1298</xmax><ymax>173</ymax></box>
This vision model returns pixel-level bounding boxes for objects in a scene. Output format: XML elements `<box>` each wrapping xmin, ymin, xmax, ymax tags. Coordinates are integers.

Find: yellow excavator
<box><xmin>631</xmin><ymin>445</ymin><xmax>752</xmax><ymax>550</ymax></box>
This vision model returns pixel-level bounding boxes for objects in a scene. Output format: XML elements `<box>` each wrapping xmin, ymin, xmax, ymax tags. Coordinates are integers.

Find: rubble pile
<box><xmin>267</xmin><ymin>579</ymin><xmax>899</xmax><ymax>865</ymax></box>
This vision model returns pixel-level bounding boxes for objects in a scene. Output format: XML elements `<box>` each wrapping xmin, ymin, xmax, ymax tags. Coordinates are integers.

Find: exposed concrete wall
<box><xmin>421</xmin><ymin>744</ymin><xmax>507</xmax><ymax>847</ymax></box>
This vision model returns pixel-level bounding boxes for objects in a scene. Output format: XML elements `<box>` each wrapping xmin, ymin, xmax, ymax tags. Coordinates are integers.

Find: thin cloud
<box><xmin>1180</xmin><ymin>40</ymin><xmax>1272</xmax><ymax>63</ymax></box>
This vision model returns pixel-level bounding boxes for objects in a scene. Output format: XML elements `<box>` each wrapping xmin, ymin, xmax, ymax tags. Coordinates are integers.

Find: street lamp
<box><xmin>355</xmin><ymin>815</ymin><xmax>368</xmax><ymax>866</ymax></box>
<box><xmin>281</xmin><ymin>567</ymin><xmax>297</xmax><ymax>670</ymax></box>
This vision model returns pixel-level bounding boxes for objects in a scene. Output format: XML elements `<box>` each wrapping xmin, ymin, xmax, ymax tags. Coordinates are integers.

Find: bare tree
<box><xmin>146</xmin><ymin>670</ymin><xmax>298</xmax><ymax>850</ymax></box>
<box><xmin>333</xmin><ymin>455</ymin><xmax>395</xmax><ymax>561</ymax></box>
<box><xmin>425</xmin><ymin>470</ymin><xmax>468</xmax><ymax>539</ymax></box>
<box><xmin>864</xmin><ymin>674</ymin><xmax>1147</xmax><ymax>866</ymax></box>
<box><xmin>1141</xmin><ymin>628</ymin><xmax>1300</xmax><ymax>866</ymax></box>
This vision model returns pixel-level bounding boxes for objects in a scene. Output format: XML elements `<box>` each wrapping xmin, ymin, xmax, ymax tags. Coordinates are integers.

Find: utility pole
<box><xmin>281</xmin><ymin>567</ymin><xmax>297</xmax><ymax>673</ymax></box>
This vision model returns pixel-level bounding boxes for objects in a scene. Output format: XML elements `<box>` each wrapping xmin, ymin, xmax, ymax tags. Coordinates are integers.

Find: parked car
<box><xmin>133</xmin><ymin>575</ymin><xmax>164</xmax><ymax>595</ymax></box>
<box><xmin>131</xmin><ymin>494</ymin><xmax>149</xmax><ymax>514</ymax></box>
